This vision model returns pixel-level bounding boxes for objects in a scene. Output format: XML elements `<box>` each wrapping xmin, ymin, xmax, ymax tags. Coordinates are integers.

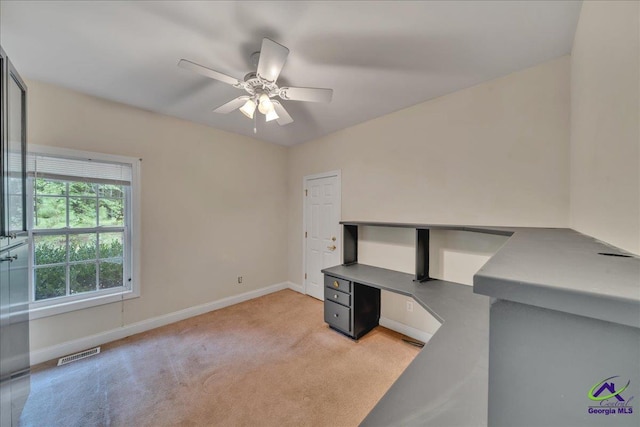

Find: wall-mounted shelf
<box><xmin>340</xmin><ymin>221</ymin><xmax>517</xmax><ymax>283</ymax></box>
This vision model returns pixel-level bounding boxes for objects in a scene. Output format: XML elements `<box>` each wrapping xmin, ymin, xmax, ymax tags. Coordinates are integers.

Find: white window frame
<box><xmin>27</xmin><ymin>145</ymin><xmax>141</xmax><ymax>320</ymax></box>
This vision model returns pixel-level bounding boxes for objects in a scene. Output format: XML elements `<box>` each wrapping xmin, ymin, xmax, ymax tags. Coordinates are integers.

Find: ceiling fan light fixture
<box><xmin>239</xmin><ymin>99</ymin><xmax>256</xmax><ymax>118</ymax></box>
<box><xmin>257</xmin><ymin>93</ymin><xmax>274</xmax><ymax>115</ymax></box>
<box><xmin>265</xmin><ymin>109</ymin><xmax>279</xmax><ymax>122</ymax></box>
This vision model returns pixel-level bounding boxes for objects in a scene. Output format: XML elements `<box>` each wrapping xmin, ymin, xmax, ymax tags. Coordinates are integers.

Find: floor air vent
<box><xmin>57</xmin><ymin>347</ymin><xmax>101</xmax><ymax>366</ymax></box>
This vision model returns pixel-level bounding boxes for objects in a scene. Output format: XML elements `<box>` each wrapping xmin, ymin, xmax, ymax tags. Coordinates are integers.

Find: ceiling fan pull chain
<box><xmin>254</xmin><ymin>111</ymin><xmax>257</xmax><ymax>134</ymax></box>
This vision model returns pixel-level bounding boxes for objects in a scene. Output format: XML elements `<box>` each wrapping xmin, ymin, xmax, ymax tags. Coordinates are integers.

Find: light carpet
<box><xmin>20</xmin><ymin>289</ymin><xmax>419</xmax><ymax>426</ymax></box>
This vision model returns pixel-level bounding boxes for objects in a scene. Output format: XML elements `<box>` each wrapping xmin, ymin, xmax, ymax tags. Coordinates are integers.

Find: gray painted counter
<box><xmin>322</xmin><ymin>225</ymin><xmax>640</xmax><ymax>426</ymax></box>
<box><xmin>474</xmin><ymin>228</ymin><xmax>640</xmax><ymax>328</ymax></box>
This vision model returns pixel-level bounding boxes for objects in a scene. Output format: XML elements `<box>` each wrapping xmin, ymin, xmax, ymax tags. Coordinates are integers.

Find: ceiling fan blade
<box><xmin>272</xmin><ymin>101</ymin><xmax>294</xmax><ymax>126</ymax></box>
<box><xmin>213</xmin><ymin>96</ymin><xmax>250</xmax><ymax>114</ymax></box>
<box><xmin>256</xmin><ymin>38</ymin><xmax>289</xmax><ymax>83</ymax></box>
<box><xmin>178</xmin><ymin>59</ymin><xmax>240</xmax><ymax>86</ymax></box>
<box><xmin>279</xmin><ymin>87</ymin><xmax>333</xmax><ymax>103</ymax></box>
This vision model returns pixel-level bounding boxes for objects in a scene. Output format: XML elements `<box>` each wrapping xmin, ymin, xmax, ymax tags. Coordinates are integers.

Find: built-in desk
<box><xmin>322</xmin><ymin>264</ymin><xmax>490</xmax><ymax>426</ymax></box>
<box><xmin>321</xmin><ymin>222</ymin><xmax>640</xmax><ymax>427</ymax></box>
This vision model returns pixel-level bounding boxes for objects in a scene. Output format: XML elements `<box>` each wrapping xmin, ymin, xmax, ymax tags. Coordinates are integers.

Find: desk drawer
<box><xmin>324</xmin><ymin>300</ymin><xmax>351</xmax><ymax>333</ymax></box>
<box><xmin>325</xmin><ymin>287</ymin><xmax>351</xmax><ymax>307</ymax></box>
<box><xmin>324</xmin><ymin>275</ymin><xmax>351</xmax><ymax>293</ymax></box>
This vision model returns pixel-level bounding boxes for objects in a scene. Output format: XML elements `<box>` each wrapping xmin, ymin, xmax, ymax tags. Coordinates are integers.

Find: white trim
<box><xmin>29</xmin><ymin>290</ymin><xmax>137</xmax><ymax>320</ymax></box>
<box><xmin>130</xmin><ymin>155</ymin><xmax>142</xmax><ymax>300</ymax></box>
<box><xmin>379</xmin><ymin>317</ymin><xmax>433</xmax><ymax>344</ymax></box>
<box><xmin>303</xmin><ymin>170</ymin><xmax>342</xmax><ymax>181</ymax></box>
<box><xmin>302</xmin><ymin>170</ymin><xmax>342</xmax><ymax>296</ymax></box>
<box><xmin>29</xmin><ymin>144</ymin><xmax>140</xmax><ymax>166</ymax></box>
<box><xmin>286</xmin><ymin>281</ymin><xmax>304</xmax><ymax>294</ymax></box>
<box><xmin>30</xmin><ymin>281</ymin><xmax>290</xmax><ymax>365</ymax></box>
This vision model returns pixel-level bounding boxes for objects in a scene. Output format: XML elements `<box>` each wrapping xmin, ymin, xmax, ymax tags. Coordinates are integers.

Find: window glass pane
<box><xmin>34</xmin><ymin>235</ymin><xmax>67</xmax><ymax>265</ymax></box>
<box><xmin>70</xmin><ymin>263</ymin><xmax>96</xmax><ymax>294</ymax></box>
<box><xmin>99</xmin><ymin>260</ymin><xmax>123</xmax><ymax>289</ymax></box>
<box><xmin>35</xmin><ymin>266</ymin><xmax>66</xmax><ymax>301</ymax></box>
<box><xmin>69</xmin><ymin>197</ymin><xmax>97</xmax><ymax>228</ymax></box>
<box><xmin>99</xmin><ymin>199</ymin><xmax>124</xmax><ymax>226</ymax></box>
<box><xmin>98</xmin><ymin>184</ymin><xmax>124</xmax><ymax>198</ymax></box>
<box><xmin>69</xmin><ymin>182</ymin><xmax>97</xmax><ymax>196</ymax></box>
<box><xmin>35</xmin><ymin>196</ymin><xmax>67</xmax><ymax>229</ymax></box>
<box><xmin>35</xmin><ymin>178</ymin><xmax>66</xmax><ymax>196</ymax></box>
<box><xmin>8</xmin><ymin>175</ymin><xmax>23</xmax><ymax>194</ymax></box>
<box><xmin>8</xmin><ymin>195</ymin><xmax>23</xmax><ymax>230</ymax></box>
<box><xmin>69</xmin><ymin>233</ymin><xmax>97</xmax><ymax>262</ymax></box>
<box><xmin>100</xmin><ymin>232</ymin><xmax>123</xmax><ymax>259</ymax></box>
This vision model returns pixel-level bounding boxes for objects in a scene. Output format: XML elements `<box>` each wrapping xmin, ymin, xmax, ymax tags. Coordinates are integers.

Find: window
<box><xmin>27</xmin><ymin>146</ymin><xmax>140</xmax><ymax>318</ymax></box>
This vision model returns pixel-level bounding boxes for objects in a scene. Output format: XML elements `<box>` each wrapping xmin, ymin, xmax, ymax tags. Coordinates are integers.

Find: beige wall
<box><xmin>570</xmin><ymin>1</ymin><xmax>640</xmax><ymax>255</ymax></box>
<box><xmin>288</xmin><ymin>56</ymin><xmax>571</xmax><ymax>288</ymax></box>
<box><xmin>27</xmin><ymin>80</ymin><xmax>289</xmax><ymax>350</ymax></box>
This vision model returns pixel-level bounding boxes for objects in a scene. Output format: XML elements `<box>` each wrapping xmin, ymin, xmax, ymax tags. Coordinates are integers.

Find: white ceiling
<box><xmin>0</xmin><ymin>1</ymin><xmax>582</xmax><ymax>146</ymax></box>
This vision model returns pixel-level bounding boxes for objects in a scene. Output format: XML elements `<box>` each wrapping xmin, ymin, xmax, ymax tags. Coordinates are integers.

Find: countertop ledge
<box><xmin>473</xmin><ymin>228</ymin><xmax>640</xmax><ymax>328</ymax></box>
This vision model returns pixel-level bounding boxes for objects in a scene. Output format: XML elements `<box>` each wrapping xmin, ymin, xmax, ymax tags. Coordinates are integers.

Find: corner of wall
<box><xmin>569</xmin><ymin>0</ymin><xmax>640</xmax><ymax>255</ymax></box>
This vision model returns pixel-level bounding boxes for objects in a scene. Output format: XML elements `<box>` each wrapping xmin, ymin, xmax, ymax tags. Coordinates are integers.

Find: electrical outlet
<box><xmin>237</xmin><ymin>276</ymin><xmax>243</xmax><ymax>284</ymax></box>
<box><xmin>406</xmin><ymin>300</ymin><xmax>413</xmax><ymax>312</ymax></box>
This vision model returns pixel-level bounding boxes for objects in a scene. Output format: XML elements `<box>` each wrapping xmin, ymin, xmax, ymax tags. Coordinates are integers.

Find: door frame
<box><xmin>302</xmin><ymin>170</ymin><xmax>342</xmax><ymax>296</ymax></box>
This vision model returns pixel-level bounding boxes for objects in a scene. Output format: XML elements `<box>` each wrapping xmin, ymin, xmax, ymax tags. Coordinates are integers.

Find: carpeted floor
<box><xmin>20</xmin><ymin>290</ymin><xmax>420</xmax><ymax>427</ymax></box>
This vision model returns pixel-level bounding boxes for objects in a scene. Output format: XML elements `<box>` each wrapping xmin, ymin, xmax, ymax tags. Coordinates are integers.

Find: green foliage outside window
<box><xmin>34</xmin><ymin>238</ymin><xmax>124</xmax><ymax>300</ymax></box>
<box><xmin>34</xmin><ymin>179</ymin><xmax>124</xmax><ymax>229</ymax></box>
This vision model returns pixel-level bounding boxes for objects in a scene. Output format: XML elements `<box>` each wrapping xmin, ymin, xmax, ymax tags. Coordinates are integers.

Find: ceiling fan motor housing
<box><xmin>242</xmin><ymin>71</ymin><xmax>278</xmax><ymax>100</ymax></box>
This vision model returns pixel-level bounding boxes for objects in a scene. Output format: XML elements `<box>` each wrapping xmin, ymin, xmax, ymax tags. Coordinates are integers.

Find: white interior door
<box><xmin>304</xmin><ymin>173</ymin><xmax>341</xmax><ymax>300</ymax></box>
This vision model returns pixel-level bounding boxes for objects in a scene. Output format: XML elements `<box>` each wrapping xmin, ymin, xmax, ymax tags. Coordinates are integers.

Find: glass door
<box><xmin>4</xmin><ymin>57</ymin><xmax>27</xmax><ymax>240</ymax></box>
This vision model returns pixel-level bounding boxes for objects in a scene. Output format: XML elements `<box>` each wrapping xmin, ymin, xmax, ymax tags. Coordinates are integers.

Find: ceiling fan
<box><xmin>178</xmin><ymin>38</ymin><xmax>333</xmax><ymax>130</ymax></box>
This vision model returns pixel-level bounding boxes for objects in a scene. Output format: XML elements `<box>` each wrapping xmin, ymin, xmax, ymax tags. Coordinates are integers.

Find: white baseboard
<box><xmin>286</xmin><ymin>281</ymin><xmax>304</xmax><ymax>294</ymax></box>
<box><xmin>30</xmin><ymin>282</ymin><xmax>290</xmax><ymax>366</ymax></box>
<box><xmin>379</xmin><ymin>317</ymin><xmax>433</xmax><ymax>344</ymax></box>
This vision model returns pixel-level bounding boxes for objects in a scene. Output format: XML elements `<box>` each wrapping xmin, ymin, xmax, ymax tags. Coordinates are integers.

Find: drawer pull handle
<box><xmin>333</xmin><ymin>281</ymin><xmax>339</xmax><ymax>288</ymax></box>
<box><xmin>334</xmin><ymin>294</ymin><xmax>338</xmax><ymax>299</ymax></box>
<box><xmin>333</xmin><ymin>314</ymin><xmax>339</xmax><ymax>318</ymax></box>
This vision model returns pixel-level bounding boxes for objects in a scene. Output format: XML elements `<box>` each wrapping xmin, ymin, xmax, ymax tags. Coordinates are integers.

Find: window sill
<box><xmin>29</xmin><ymin>289</ymin><xmax>139</xmax><ymax>320</ymax></box>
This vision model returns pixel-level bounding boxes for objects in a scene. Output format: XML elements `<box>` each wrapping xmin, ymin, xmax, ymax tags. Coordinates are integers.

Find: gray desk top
<box><xmin>323</xmin><ymin>264</ymin><xmax>490</xmax><ymax>427</ymax></box>
<box><xmin>322</xmin><ymin>225</ymin><xmax>639</xmax><ymax>426</ymax></box>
